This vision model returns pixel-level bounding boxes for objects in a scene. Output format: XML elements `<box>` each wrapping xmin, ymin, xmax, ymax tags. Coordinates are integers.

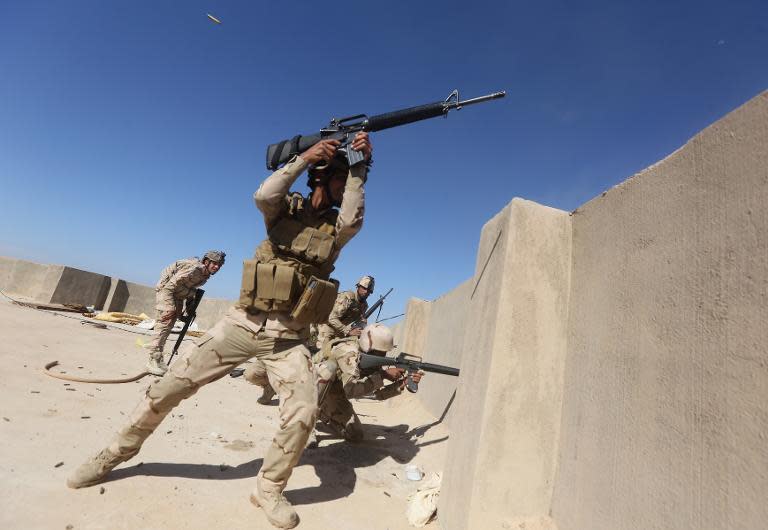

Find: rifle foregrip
<box><xmin>365</xmin><ymin>102</ymin><xmax>446</xmax><ymax>132</ymax></box>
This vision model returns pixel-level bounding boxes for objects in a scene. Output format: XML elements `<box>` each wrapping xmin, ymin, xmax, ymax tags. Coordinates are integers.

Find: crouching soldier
<box><xmin>146</xmin><ymin>251</ymin><xmax>226</xmax><ymax>375</ymax></box>
<box><xmin>313</xmin><ymin>323</ymin><xmax>423</xmax><ymax>442</ymax></box>
<box><xmin>67</xmin><ymin>132</ymin><xmax>373</xmax><ymax>529</ymax></box>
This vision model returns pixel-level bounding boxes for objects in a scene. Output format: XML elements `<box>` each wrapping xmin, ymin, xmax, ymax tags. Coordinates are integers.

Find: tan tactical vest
<box><xmin>239</xmin><ymin>193</ymin><xmax>339</xmax><ymax>324</ymax></box>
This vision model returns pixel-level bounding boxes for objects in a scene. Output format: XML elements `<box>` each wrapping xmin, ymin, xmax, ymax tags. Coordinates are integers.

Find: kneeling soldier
<box><xmin>67</xmin><ymin>132</ymin><xmax>373</xmax><ymax>529</ymax></box>
<box><xmin>313</xmin><ymin>323</ymin><xmax>423</xmax><ymax>442</ymax></box>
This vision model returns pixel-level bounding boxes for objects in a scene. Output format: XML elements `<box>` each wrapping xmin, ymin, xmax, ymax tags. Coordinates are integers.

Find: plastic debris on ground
<box><xmin>406</xmin><ymin>472</ymin><xmax>441</xmax><ymax>527</ymax></box>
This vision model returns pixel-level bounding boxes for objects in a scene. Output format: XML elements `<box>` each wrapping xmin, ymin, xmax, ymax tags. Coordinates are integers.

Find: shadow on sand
<box><xmin>104</xmin><ymin>392</ymin><xmax>455</xmax><ymax>506</ymax></box>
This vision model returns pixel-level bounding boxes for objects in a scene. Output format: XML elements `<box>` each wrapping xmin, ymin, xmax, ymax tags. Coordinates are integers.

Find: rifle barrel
<box><xmin>454</xmin><ymin>91</ymin><xmax>506</xmax><ymax>108</ymax></box>
<box><xmin>415</xmin><ymin>361</ymin><xmax>460</xmax><ymax>377</ymax></box>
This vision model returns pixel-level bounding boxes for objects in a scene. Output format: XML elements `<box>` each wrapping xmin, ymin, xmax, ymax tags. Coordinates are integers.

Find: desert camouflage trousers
<box><xmin>108</xmin><ymin>311</ymin><xmax>318</xmax><ymax>487</ymax></box>
<box><xmin>146</xmin><ymin>297</ymin><xmax>182</xmax><ymax>354</ymax></box>
<box><xmin>146</xmin><ymin>310</ymin><xmax>178</xmax><ymax>354</ymax></box>
<box><xmin>314</xmin><ymin>361</ymin><xmax>363</xmax><ymax>440</ymax></box>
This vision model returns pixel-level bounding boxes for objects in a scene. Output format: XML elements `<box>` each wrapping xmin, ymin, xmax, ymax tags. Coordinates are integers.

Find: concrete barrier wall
<box><xmin>439</xmin><ymin>198</ymin><xmax>572</xmax><ymax>530</ymax></box>
<box><xmin>417</xmin><ymin>279</ymin><xmax>472</xmax><ymax>428</ymax></box>
<box><xmin>50</xmin><ymin>267</ymin><xmax>112</xmax><ymax>308</ymax></box>
<box><xmin>0</xmin><ymin>256</ymin><xmax>234</xmax><ymax>330</ymax></box>
<box><xmin>399</xmin><ymin>298</ymin><xmax>432</xmax><ymax>355</ymax></box>
<box><xmin>551</xmin><ymin>91</ymin><xmax>768</xmax><ymax>530</ymax></box>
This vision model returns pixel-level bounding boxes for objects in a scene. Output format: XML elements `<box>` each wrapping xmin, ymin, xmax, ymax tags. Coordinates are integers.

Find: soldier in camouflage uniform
<box><xmin>146</xmin><ymin>251</ymin><xmax>226</xmax><ymax>376</ymax></box>
<box><xmin>313</xmin><ymin>323</ymin><xmax>423</xmax><ymax>442</ymax></box>
<box><xmin>315</xmin><ymin>275</ymin><xmax>375</xmax><ymax>349</ymax></box>
<box><xmin>67</xmin><ymin>132</ymin><xmax>373</xmax><ymax>529</ymax></box>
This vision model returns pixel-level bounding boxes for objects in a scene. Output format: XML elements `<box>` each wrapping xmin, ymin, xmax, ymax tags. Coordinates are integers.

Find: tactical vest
<box><xmin>339</xmin><ymin>292</ymin><xmax>368</xmax><ymax>328</ymax></box>
<box><xmin>239</xmin><ymin>193</ymin><xmax>339</xmax><ymax>325</ymax></box>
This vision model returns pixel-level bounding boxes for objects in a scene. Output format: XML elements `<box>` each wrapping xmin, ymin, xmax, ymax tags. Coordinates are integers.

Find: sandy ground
<box><xmin>0</xmin><ymin>295</ymin><xmax>450</xmax><ymax>530</ymax></box>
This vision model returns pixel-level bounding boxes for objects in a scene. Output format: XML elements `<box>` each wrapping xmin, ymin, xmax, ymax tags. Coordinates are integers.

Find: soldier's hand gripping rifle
<box><xmin>167</xmin><ymin>288</ymin><xmax>205</xmax><ymax>365</ymax></box>
<box><xmin>352</xmin><ymin>287</ymin><xmax>393</xmax><ymax>330</ymax></box>
<box><xmin>266</xmin><ymin>89</ymin><xmax>506</xmax><ymax>170</ymax></box>
<box><xmin>359</xmin><ymin>352</ymin><xmax>460</xmax><ymax>393</ymax></box>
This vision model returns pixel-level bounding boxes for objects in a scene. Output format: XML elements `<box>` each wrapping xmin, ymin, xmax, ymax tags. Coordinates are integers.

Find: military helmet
<box><xmin>356</xmin><ymin>275</ymin><xmax>375</xmax><ymax>293</ymax></box>
<box><xmin>358</xmin><ymin>323</ymin><xmax>394</xmax><ymax>353</ymax></box>
<box><xmin>203</xmin><ymin>250</ymin><xmax>226</xmax><ymax>264</ymax></box>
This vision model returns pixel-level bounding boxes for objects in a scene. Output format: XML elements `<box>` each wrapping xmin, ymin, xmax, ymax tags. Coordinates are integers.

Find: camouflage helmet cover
<box><xmin>356</xmin><ymin>275</ymin><xmax>375</xmax><ymax>293</ymax></box>
<box><xmin>358</xmin><ymin>323</ymin><xmax>394</xmax><ymax>353</ymax></box>
<box><xmin>203</xmin><ymin>250</ymin><xmax>226</xmax><ymax>264</ymax></box>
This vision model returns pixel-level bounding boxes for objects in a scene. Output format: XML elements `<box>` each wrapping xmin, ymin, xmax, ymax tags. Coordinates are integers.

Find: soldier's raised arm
<box><xmin>334</xmin><ymin>132</ymin><xmax>371</xmax><ymax>250</ymax></box>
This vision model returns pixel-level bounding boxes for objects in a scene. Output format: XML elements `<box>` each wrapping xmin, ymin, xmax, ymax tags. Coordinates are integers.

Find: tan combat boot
<box><xmin>66</xmin><ymin>447</ymin><xmax>136</xmax><ymax>489</ymax></box>
<box><xmin>250</xmin><ymin>476</ymin><xmax>299</xmax><ymax>529</ymax></box>
<box><xmin>146</xmin><ymin>352</ymin><xmax>169</xmax><ymax>376</ymax></box>
<box><xmin>257</xmin><ymin>384</ymin><xmax>276</xmax><ymax>405</ymax></box>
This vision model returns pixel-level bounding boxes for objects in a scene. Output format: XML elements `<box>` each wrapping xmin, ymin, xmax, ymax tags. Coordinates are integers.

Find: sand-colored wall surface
<box><xmin>417</xmin><ymin>279</ymin><xmax>472</xmax><ymax>428</ymax></box>
<box><xmin>438</xmin><ymin>199</ymin><xmax>572</xmax><ymax>530</ymax></box>
<box><xmin>551</xmin><ymin>91</ymin><xmax>768</xmax><ymax>529</ymax></box>
<box><xmin>388</xmin><ymin>90</ymin><xmax>767</xmax><ymax>529</ymax></box>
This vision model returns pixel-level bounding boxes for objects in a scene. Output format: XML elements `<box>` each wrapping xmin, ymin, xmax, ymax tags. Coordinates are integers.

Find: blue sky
<box><xmin>1</xmin><ymin>0</ymin><xmax>767</xmax><ymax>320</ymax></box>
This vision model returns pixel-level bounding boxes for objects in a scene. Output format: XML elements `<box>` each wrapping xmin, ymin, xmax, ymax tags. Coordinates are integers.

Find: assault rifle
<box><xmin>167</xmin><ymin>288</ymin><xmax>205</xmax><ymax>365</ymax></box>
<box><xmin>352</xmin><ymin>287</ymin><xmax>393</xmax><ymax>329</ymax></box>
<box><xmin>266</xmin><ymin>89</ymin><xmax>506</xmax><ymax>170</ymax></box>
<box><xmin>359</xmin><ymin>352</ymin><xmax>460</xmax><ymax>393</ymax></box>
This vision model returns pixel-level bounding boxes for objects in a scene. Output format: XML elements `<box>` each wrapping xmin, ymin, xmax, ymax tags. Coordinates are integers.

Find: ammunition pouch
<box><xmin>290</xmin><ymin>276</ymin><xmax>339</xmax><ymax>325</ymax></box>
<box><xmin>239</xmin><ymin>260</ymin><xmax>338</xmax><ymax>323</ymax></box>
<box><xmin>239</xmin><ymin>260</ymin><xmax>301</xmax><ymax>313</ymax></box>
<box><xmin>268</xmin><ymin>218</ymin><xmax>335</xmax><ymax>265</ymax></box>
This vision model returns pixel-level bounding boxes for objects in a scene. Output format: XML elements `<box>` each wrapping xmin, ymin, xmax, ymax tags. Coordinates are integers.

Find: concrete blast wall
<box><xmin>414</xmin><ymin>90</ymin><xmax>767</xmax><ymax>529</ymax></box>
<box><xmin>417</xmin><ymin>280</ymin><xmax>472</xmax><ymax>428</ymax></box>
<box><xmin>551</xmin><ymin>92</ymin><xmax>768</xmax><ymax>529</ymax></box>
<box><xmin>438</xmin><ymin>199</ymin><xmax>572</xmax><ymax>530</ymax></box>
<box><xmin>0</xmin><ymin>256</ymin><xmax>232</xmax><ymax>329</ymax></box>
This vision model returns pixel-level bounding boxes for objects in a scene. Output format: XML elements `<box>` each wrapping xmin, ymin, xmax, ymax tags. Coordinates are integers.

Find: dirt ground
<box><xmin>0</xmin><ymin>295</ymin><xmax>450</xmax><ymax>529</ymax></box>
